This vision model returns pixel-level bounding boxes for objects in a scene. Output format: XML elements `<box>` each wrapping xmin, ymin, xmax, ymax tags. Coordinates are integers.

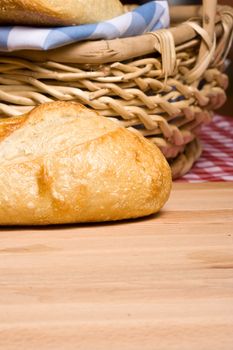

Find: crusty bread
<box><xmin>0</xmin><ymin>101</ymin><xmax>171</xmax><ymax>225</ymax></box>
<box><xmin>0</xmin><ymin>0</ymin><xmax>124</xmax><ymax>26</ymax></box>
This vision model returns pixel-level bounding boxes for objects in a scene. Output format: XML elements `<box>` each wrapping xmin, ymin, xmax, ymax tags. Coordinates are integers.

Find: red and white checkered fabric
<box><xmin>177</xmin><ymin>115</ymin><xmax>233</xmax><ymax>182</ymax></box>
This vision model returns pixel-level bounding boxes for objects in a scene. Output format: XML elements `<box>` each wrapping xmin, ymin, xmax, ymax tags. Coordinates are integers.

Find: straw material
<box><xmin>0</xmin><ymin>2</ymin><xmax>233</xmax><ymax>179</ymax></box>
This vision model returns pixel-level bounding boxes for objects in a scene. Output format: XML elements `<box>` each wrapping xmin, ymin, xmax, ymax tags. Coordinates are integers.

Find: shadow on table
<box><xmin>0</xmin><ymin>211</ymin><xmax>164</xmax><ymax>232</ymax></box>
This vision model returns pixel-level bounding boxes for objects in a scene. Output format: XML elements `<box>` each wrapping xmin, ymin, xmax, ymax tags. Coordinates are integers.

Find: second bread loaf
<box><xmin>0</xmin><ymin>0</ymin><xmax>124</xmax><ymax>26</ymax></box>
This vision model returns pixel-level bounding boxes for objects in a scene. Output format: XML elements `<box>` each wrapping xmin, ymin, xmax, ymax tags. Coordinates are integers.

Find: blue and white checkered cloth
<box><xmin>0</xmin><ymin>1</ymin><xmax>169</xmax><ymax>52</ymax></box>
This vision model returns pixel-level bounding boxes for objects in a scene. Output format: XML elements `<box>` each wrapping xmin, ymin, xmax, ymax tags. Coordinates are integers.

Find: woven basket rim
<box><xmin>2</xmin><ymin>5</ymin><xmax>232</xmax><ymax>65</ymax></box>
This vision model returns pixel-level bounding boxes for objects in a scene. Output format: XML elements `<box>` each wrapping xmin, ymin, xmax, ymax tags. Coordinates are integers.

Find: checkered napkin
<box><xmin>178</xmin><ymin>115</ymin><xmax>233</xmax><ymax>182</ymax></box>
<box><xmin>0</xmin><ymin>1</ymin><xmax>169</xmax><ymax>52</ymax></box>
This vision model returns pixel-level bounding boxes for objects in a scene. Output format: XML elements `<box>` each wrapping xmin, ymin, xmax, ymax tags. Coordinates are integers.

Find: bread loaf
<box><xmin>0</xmin><ymin>101</ymin><xmax>171</xmax><ymax>225</ymax></box>
<box><xmin>0</xmin><ymin>0</ymin><xmax>124</xmax><ymax>26</ymax></box>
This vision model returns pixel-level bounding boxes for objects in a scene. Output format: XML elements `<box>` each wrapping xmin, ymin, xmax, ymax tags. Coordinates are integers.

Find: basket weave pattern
<box><xmin>0</xmin><ymin>2</ymin><xmax>233</xmax><ymax>178</ymax></box>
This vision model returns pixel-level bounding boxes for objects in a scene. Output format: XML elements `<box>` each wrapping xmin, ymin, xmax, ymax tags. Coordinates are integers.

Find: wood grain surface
<box><xmin>0</xmin><ymin>183</ymin><xmax>233</xmax><ymax>350</ymax></box>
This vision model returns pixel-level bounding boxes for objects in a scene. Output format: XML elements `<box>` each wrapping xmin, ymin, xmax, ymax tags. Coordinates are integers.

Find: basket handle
<box><xmin>186</xmin><ymin>0</ymin><xmax>217</xmax><ymax>82</ymax></box>
<box><xmin>202</xmin><ymin>0</ymin><xmax>217</xmax><ymax>41</ymax></box>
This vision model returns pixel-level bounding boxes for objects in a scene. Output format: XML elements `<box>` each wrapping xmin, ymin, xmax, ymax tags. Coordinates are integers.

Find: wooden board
<box><xmin>0</xmin><ymin>183</ymin><xmax>233</xmax><ymax>350</ymax></box>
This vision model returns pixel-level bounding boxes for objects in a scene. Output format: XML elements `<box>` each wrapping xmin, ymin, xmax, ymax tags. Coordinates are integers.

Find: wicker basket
<box><xmin>0</xmin><ymin>0</ymin><xmax>233</xmax><ymax>178</ymax></box>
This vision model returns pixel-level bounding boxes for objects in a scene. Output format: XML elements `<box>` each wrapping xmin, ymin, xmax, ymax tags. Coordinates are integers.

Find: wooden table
<box><xmin>0</xmin><ymin>183</ymin><xmax>233</xmax><ymax>350</ymax></box>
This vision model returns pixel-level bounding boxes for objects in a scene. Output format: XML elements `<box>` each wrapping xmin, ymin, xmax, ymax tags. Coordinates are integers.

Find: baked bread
<box><xmin>0</xmin><ymin>0</ymin><xmax>124</xmax><ymax>26</ymax></box>
<box><xmin>0</xmin><ymin>101</ymin><xmax>171</xmax><ymax>225</ymax></box>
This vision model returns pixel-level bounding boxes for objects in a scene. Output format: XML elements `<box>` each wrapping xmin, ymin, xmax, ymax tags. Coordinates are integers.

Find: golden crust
<box><xmin>0</xmin><ymin>101</ymin><xmax>172</xmax><ymax>225</ymax></box>
<box><xmin>0</xmin><ymin>0</ymin><xmax>64</xmax><ymax>25</ymax></box>
<box><xmin>0</xmin><ymin>0</ymin><xmax>124</xmax><ymax>25</ymax></box>
<box><xmin>0</xmin><ymin>114</ymin><xmax>29</xmax><ymax>141</ymax></box>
